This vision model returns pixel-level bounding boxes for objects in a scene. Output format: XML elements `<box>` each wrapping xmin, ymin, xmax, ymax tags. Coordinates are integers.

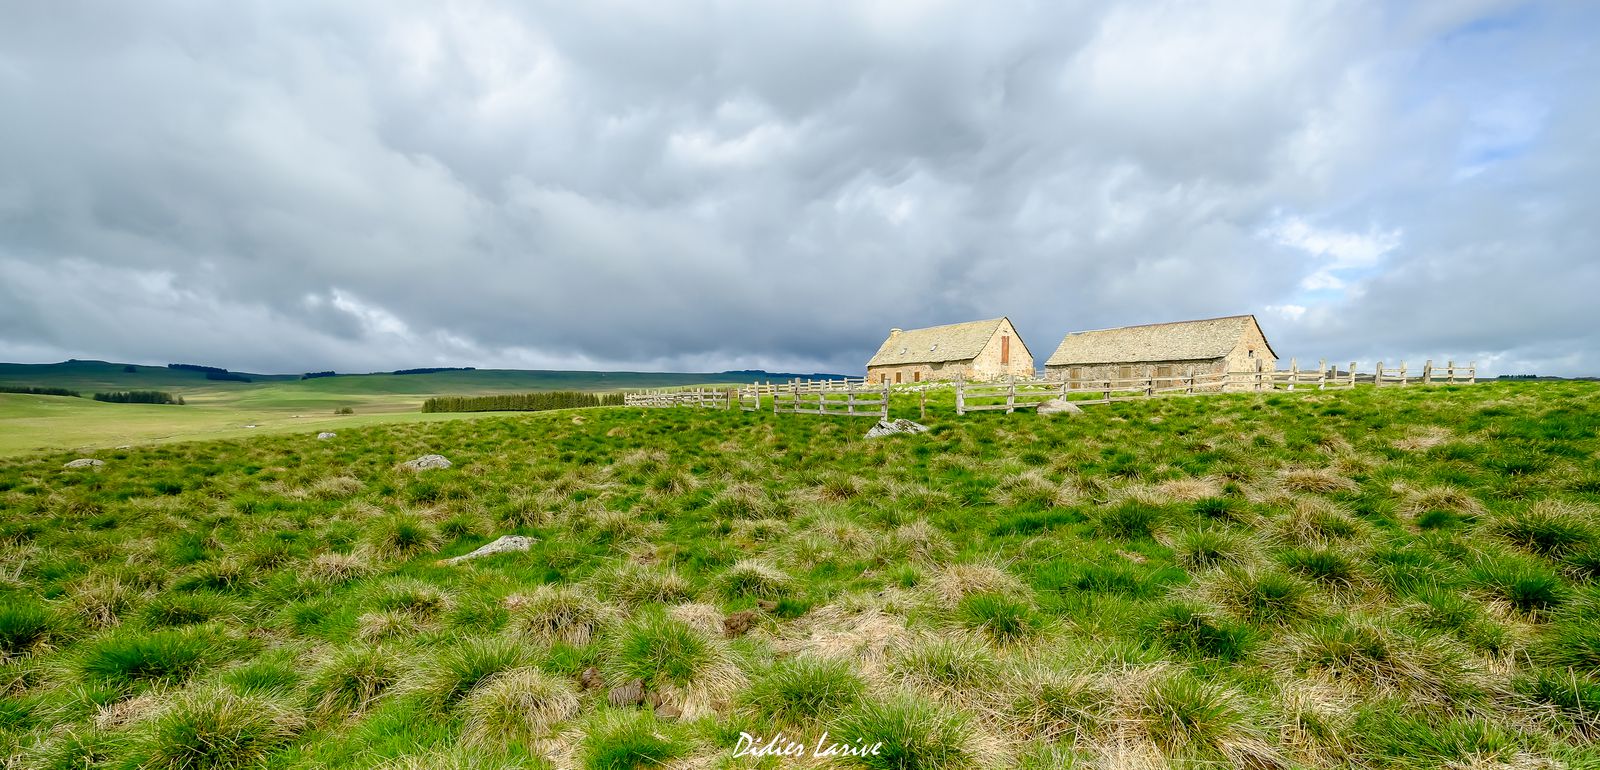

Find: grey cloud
<box><xmin>0</xmin><ymin>0</ymin><xmax>1594</xmax><ymax>375</ymax></box>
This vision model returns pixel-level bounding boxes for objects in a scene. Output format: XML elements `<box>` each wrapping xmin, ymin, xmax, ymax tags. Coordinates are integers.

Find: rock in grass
<box><xmin>316</xmin><ymin>432</ymin><xmax>337</xmax><ymax>440</ymax></box>
<box><xmin>438</xmin><ymin>535</ymin><xmax>534</xmax><ymax>565</ymax></box>
<box><xmin>400</xmin><ymin>454</ymin><xmax>452</xmax><ymax>471</ymax></box>
<box><xmin>1037</xmin><ymin>398</ymin><xmax>1084</xmax><ymax>416</ymax></box>
<box><xmin>865</xmin><ymin>418</ymin><xmax>930</xmax><ymax>439</ymax></box>
<box><xmin>63</xmin><ymin>458</ymin><xmax>104</xmax><ymax>468</ymax></box>
<box><xmin>607</xmin><ymin>678</ymin><xmax>645</xmax><ymax>707</ymax></box>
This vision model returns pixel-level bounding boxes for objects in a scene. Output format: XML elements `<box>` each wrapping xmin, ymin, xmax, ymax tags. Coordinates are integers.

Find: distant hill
<box><xmin>0</xmin><ymin>360</ymin><xmax>854</xmax><ymax>395</ymax></box>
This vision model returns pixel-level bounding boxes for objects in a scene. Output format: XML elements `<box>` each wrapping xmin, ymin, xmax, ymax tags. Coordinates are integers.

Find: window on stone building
<box><xmin>895</xmin><ymin>372</ymin><xmax>902</xmax><ymax>384</ymax></box>
<box><xmin>1000</xmin><ymin>336</ymin><xmax>1010</xmax><ymax>365</ymax></box>
<box><xmin>913</xmin><ymin>371</ymin><xmax>921</xmax><ymax>382</ymax></box>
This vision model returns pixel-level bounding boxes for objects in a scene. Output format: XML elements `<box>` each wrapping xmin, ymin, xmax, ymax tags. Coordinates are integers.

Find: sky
<box><xmin>1</xmin><ymin>0</ymin><xmax>1595</xmax><ymax>376</ymax></box>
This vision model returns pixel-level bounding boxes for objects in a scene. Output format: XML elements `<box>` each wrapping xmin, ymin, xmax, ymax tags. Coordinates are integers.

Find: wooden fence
<box><xmin>623</xmin><ymin>388</ymin><xmax>731</xmax><ymax>409</ymax></box>
<box><xmin>955</xmin><ymin>358</ymin><xmax>1475</xmax><ymax>415</ymax></box>
<box><xmin>773</xmin><ymin>380</ymin><xmax>889</xmax><ymax>418</ymax></box>
<box><xmin>626</xmin><ymin>359</ymin><xmax>1476</xmax><ymax>417</ymax></box>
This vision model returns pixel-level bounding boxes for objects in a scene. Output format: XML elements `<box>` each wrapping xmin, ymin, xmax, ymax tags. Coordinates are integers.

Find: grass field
<box><xmin>0</xmin><ymin>361</ymin><xmax>796</xmax><ymax>456</ymax></box>
<box><xmin>2</xmin><ymin>381</ymin><xmax>1599</xmax><ymax>769</ymax></box>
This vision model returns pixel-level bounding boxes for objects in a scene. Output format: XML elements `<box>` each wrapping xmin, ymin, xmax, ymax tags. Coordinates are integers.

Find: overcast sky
<box><xmin>1</xmin><ymin>1</ymin><xmax>1595</xmax><ymax>376</ymax></box>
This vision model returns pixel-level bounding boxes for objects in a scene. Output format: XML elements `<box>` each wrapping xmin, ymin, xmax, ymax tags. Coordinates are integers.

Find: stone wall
<box><xmin>1045</xmin><ymin>359</ymin><xmax>1225</xmax><ymax>387</ymax></box>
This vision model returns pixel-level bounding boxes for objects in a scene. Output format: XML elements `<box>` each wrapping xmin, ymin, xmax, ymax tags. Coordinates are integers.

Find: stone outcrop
<box><xmin>1036</xmin><ymin>398</ymin><xmax>1085</xmax><ymax>416</ymax></box>
<box><xmin>865</xmin><ymin>418</ymin><xmax>930</xmax><ymax>438</ymax></box>
<box><xmin>400</xmin><ymin>454</ymin><xmax>452</xmax><ymax>470</ymax></box>
<box><xmin>438</xmin><ymin>535</ymin><xmax>534</xmax><ymax>565</ymax></box>
<box><xmin>63</xmin><ymin>458</ymin><xmax>104</xmax><ymax>468</ymax></box>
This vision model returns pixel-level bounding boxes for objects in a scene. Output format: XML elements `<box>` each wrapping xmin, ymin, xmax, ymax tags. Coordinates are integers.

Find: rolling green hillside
<box><xmin>1</xmin><ymin>382</ymin><xmax>1597</xmax><ymax>769</ymax></box>
<box><xmin>0</xmin><ymin>361</ymin><xmax>839</xmax><ymax>456</ymax></box>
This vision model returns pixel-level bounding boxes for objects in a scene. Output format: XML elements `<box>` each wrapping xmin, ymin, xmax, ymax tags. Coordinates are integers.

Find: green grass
<box><xmin>0</xmin><ymin>380</ymin><xmax>1597</xmax><ymax>768</ymax></box>
<box><xmin>0</xmin><ymin>359</ymin><xmax>792</xmax><ymax>456</ymax></box>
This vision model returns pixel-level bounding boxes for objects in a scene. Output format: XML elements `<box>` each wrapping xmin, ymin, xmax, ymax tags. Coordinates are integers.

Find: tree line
<box><xmin>0</xmin><ymin>385</ymin><xmax>81</xmax><ymax>397</ymax></box>
<box><xmin>421</xmin><ymin>391</ymin><xmax>623</xmax><ymax>413</ymax></box>
<box><xmin>92</xmin><ymin>391</ymin><xmax>185</xmax><ymax>405</ymax></box>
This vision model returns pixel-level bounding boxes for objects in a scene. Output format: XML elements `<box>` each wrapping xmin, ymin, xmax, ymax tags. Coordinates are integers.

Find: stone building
<box><xmin>1044</xmin><ymin>315</ymin><xmax>1276</xmax><ymax>386</ymax></box>
<box><xmin>866</xmin><ymin>317</ymin><xmax>1035</xmax><ymax>384</ymax></box>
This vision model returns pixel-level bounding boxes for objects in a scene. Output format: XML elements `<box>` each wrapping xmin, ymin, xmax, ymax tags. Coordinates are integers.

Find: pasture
<box><xmin>0</xmin><ymin>361</ymin><xmax>774</xmax><ymax>456</ymax></box>
<box><xmin>2</xmin><ymin>381</ymin><xmax>1599</xmax><ymax>769</ymax></box>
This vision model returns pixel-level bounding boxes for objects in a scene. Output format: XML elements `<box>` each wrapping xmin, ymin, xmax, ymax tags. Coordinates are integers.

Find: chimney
<box><xmin>889</xmin><ymin>328</ymin><xmax>903</xmax><ymax>337</ymax></box>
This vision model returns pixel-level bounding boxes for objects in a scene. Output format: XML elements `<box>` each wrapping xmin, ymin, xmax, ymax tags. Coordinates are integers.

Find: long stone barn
<box><xmin>866</xmin><ymin>317</ymin><xmax>1035</xmax><ymax>384</ymax></box>
<box><xmin>1044</xmin><ymin>314</ymin><xmax>1277</xmax><ymax>387</ymax></box>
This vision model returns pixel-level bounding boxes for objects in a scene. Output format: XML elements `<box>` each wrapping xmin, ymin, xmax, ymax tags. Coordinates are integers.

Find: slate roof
<box><xmin>867</xmin><ymin>318</ymin><xmax>1011</xmax><ymax>367</ymax></box>
<box><xmin>1045</xmin><ymin>315</ymin><xmax>1273</xmax><ymax>366</ymax></box>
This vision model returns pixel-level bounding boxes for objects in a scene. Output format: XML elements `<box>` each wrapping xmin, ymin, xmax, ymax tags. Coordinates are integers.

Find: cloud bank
<box><xmin>1</xmin><ymin>0</ymin><xmax>1594</xmax><ymax>375</ymax></box>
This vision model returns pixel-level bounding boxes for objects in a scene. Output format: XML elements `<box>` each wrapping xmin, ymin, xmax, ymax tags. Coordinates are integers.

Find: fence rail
<box><xmin>624</xmin><ymin>359</ymin><xmax>1476</xmax><ymax>418</ymax></box>
<box><xmin>773</xmin><ymin>380</ymin><xmax>890</xmax><ymax>418</ymax></box>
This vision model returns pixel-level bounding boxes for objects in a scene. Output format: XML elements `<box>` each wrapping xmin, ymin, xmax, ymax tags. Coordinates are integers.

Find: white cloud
<box><xmin>0</xmin><ymin>1</ymin><xmax>1595</xmax><ymax>376</ymax></box>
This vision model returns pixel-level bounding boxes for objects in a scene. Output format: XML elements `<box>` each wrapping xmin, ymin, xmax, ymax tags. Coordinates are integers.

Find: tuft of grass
<box><xmin>78</xmin><ymin>625</ymin><xmax>245</xmax><ymax>689</ymax></box>
<box><xmin>141</xmin><ymin>593</ymin><xmax>237</xmax><ymax>628</ymax></box>
<box><xmin>303</xmin><ymin>644</ymin><xmax>408</xmax><ymax>720</ymax></box>
<box><xmin>1286</xmin><ymin>619</ymin><xmax>1480</xmax><ymax>701</ymax></box>
<box><xmin>1281</xmin><ymin>468</ymin><xmax>1360</xmax><ymax>494</ymax></box>
<box><xmin>608</xmin><ymin>613</ymin><xmax>740</xmax><ymax>694</ymax></box>
<box><xmin>1135</xmin><ymin>671</ymin><xmax>1275</xmax><ymax>766</ymax></box>
<box><xmin>365</xmin><ymin>578</ymin><xmax>454</xmax><ymax>621</ymax></box>
<box><xmin>459</xmin><ymin>666</ymin><xmax>579</xmax><ymax>748</ymax></box>
<box><xmin>715</xmin><ymin>560</ymin><xmax>796</xmax><ymax>600</ymax></box>
<box><xmin>889</xmin><ymin>636</ymin><xmax>1000</xmax><ymax>695</ymax></box>
<box><xmin>954</xmin><ymin>592</ymin><xmax>1046</xmax><ymax>645</ymax></box>
<box><xmin>1008</xmin><ymin>668</ymin><xmax>1112</xmax><ymax>743</ymax></box>
<box><xmin>1143</xmin><ymin>602</ymin><xmax>1256</xmax><ymax>662</ymax></box>
<box><xmin>829</xmin><ymin>696</ymin><xmax>984</xmax><ymax>770</ymax></box>
<box><xmin>1207</xmin><ymin>568</ymin><xmax>1320</xmax><ymax>626</ymax></box>
<box><xmin>362</xmin><ymin>511</ymin><xmax>442</xmax><ymax>561</ymax></box>
<box><xmin>581</xmin><ymin>710</ymin><xmax>687</xmax><ymax>770</ymax></box>
<box><xmin>1172</xmin><ymin>527</ymin><xmax>1252</xmax><ymax>571</ymax></box>
<box><xmin>741</xmin><ymin>656</ymin><xmax>865</xmax><ymax>726</ymax></box>
<box><xmin>1278</xmin><ymin>547</ymin><xmax>1361</xmax><ymax>589</ymax></box>
<box><xmin>505</xmin><ymin>585</ymin><xmax>612</xmax><ymax>646</ymax></box>
<box><xmin>588</xmin><ymin>563</ymin><xmax>695</xmax><ymax>606</ymax></box>
<box><xmin>130</xmin><ymin>687</ymin><xmax>303</xmax><ymax>770</ymax></box>
<box><xmin>1092</xmin><ymin>501</ymin><xmax>1164</xmax><ymax>539</ymax></box>
<box><xmin>1491</xmin><ymin>500</ymin><xmax>1595</xmax><ymax>557</ymax></box>
<box><xmin>411</xmin><ymin>636</ymin><xmax>536</xmax><ymax>710</ymax></box>
<box><xmin>0</xmin><ymin>600</ymin><xmax>52</xmax><ymax>657</ymax></box>
<box><xmin>1469</xmin><ymin>554</ymin><xmax>1568</xmax><ymax>616</ymax></box>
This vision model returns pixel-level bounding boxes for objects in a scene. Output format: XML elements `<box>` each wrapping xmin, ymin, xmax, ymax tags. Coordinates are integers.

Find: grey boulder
<box><xmin>865</xmin><ymin>418</ymin><xmax>930</xmax><ymax>438</ymax></box>
<box><xmin>439</xmin><ymin>535</ymin><xmax>535</xmax><ymax>565</ymax></box>
<box><xmin>1037</xmin><ymin>398</ymin><xmax>1085</xmax><ymax>416</ymax></box>
<box><xmin>63</xmin><ymin>458</ymin><xmax>105</xmax><ymax>468</ymax></box>
<box><xmin>400</xmin><ymin>454</ymin><xmax>452</xmax><ymax>470</ymax></box>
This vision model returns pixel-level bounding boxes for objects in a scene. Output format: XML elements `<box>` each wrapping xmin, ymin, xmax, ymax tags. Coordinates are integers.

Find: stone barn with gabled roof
<box><xmin>867</xmin><ymin>317</ymin><xmax>1034</xmax><ymax>384</ymax></box>
<box><xmin>1044</xmin><ymin>314</ymin><xmax>1277</xmax><ymax>387</ymax></box>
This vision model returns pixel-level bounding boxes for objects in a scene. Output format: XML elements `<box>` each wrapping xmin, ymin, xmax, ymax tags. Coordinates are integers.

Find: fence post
<box><xmin>1145</xmin><ymin>366</ymin><xmax>1155</xmax><ymax>399</ymax></box>
<box><xmin>881</xmin><ymin>380</ymin><xmax>890</xmax><ymax>419</ymax></box>
<box><xmin>1288</xmin><ymin>358</ymin><xmax>1298</xmax><ymax>392</ymax></box>
<box><xmin>1102</xmin><ymin>377</ymin><xmax>1111</xmax><ymax>403</ymax></box>
<box><xmin>1399</xmin><ymin>361</ymin><xmax>1408</xmax><ymax>387</ymax></box>
<box><xmin>1007</xmin><ymin>376</ymin><xmax>1016</xmax><ymax>414</ymax></box>
<box><xmin>1186</xmin><ymin>366</ymin><xmax>1195</xmax><ymax>395</ymax></box>
<box><xmin>1423</xmin><ymin>360</ymin><xmax>1433</xmax><ymax>386</ymax></box>
<box><xmin>1375</xmin><ymin>361</ymin><xmax>1384</xmax><ymax>388</ymax></box>
<box><xmin>847</xmin><ymin>389</ymin><xmax>855</xmax><ymax>416</ymax></box>
<box><xmin>956</xmin><ymin>373</ymin><xmax>966</xmax><ymax>416</ymax></box>
<box><xmin>1468</xmin><ymin>361</ymin><xmax>1476</xmax><ymax>385</ymax></box>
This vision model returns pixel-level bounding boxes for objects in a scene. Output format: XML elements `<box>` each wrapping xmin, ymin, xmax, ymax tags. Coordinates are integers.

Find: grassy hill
<box><xmin>0</xmin><ymin>361</ymin><xmax>840</xmax><ymax>456</ymax></box>
<box><xmin>2</xmin><ymin>381</ymin><xmax>1598</xmax><ymax>768</ymax></box>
